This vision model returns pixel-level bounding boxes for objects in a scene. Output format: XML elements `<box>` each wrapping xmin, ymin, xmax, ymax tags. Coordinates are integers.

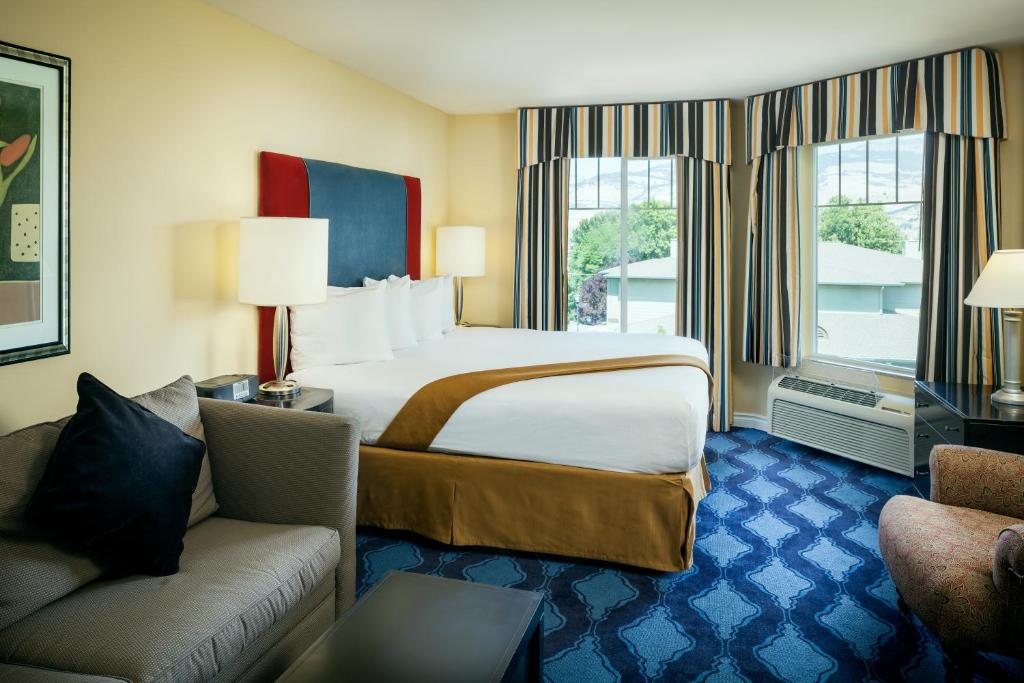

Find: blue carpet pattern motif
<box><xmin>356</xmin><ymin>429</ymin><xmax>1023</xmax><ymax>681</ymax></box>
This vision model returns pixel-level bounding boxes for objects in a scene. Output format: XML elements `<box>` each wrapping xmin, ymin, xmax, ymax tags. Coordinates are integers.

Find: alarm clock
<box><xmin>195</xmin><ymin>374</ymin><xmax>259</xmax><ymax>402</ymax></box>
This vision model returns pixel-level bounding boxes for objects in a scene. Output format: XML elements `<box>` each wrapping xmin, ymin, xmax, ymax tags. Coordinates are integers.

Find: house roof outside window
<box><xmin>601</xmin><ymin>241</ymin><xmax>922</xmax><ymax>287</ymax></box>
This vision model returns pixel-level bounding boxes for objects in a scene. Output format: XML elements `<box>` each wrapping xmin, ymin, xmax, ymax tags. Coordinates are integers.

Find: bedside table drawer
<box><xmin>929</xmin><ymin>417</ymin><xmax>964</xmax><ymax>444</ymax></box>
<box><xmin>914</xmin><ymin>388</ymin><xmax>948</xmax><ymax>426</ymax></box>
<box><xmin>914</xmin><ymin>421</ymin><xmax>943</xmax><ymax>467</ymax></box>
<box><xmin>914</xmin><ymin>389</ymin><xmax>964</xmax><ymax>445</ymax></box>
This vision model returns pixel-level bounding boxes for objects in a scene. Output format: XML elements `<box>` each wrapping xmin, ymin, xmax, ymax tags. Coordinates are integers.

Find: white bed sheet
<box><xmin>289</xmin><ymin>327</ymin><xmax>710</xmax><ymax>474</ymax></box>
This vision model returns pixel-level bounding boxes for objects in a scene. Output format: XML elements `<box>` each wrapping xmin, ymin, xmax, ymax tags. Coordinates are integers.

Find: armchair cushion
<box><xmin>0</xmin><ymin>518</ymin><xmax>339</xmax><ymax>683</ymax></box>
<box><xmin>930</xmin><ymin>444</ymin><xmax>1024</xmax><ymax>519</ymax></box>
<box><xmin>879</xmin><ymin>494</ymin><xmax>1023</xmax><ymax>651</ymax></box>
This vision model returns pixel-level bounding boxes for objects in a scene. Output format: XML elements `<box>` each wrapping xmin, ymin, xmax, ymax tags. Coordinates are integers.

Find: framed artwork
<box><xmin>0</xmin><ymin>41</ymin><xmax>69</xmax><ymax>366</ymax></box>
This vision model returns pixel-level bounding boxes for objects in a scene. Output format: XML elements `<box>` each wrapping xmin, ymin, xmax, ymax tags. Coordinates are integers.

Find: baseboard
<box><xmin>732</xmin><ymin>412</ymin><xmax>769</xmax><ymax>431</ymax></box>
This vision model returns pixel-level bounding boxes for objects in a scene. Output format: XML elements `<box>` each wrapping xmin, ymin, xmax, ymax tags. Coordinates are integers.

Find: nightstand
<box><xmin>914</xmin><ymin>380</ymin><xmax>1024</xmax><ymax>498</ymax></box>
<box><xmin>249</xmin><ymin>387</ymin><xmax>334</xmax><ymax>413</ymax></box>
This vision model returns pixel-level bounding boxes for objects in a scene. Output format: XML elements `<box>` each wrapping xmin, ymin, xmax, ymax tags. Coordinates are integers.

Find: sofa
<box><xmin>878</xmin><ymin>444</ymin><xmax>1024</xmax><ymax>679</ymax></box>
<box><xmin>0</xmin><ymin>393</ymin><xmax>359</xmax><ymax>683</ymax></box>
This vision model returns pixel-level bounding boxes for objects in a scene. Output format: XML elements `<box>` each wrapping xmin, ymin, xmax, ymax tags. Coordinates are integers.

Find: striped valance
<box><xmin>517</xmin><ymin>99</ymin><xmax>732</xmax><ymax>168</ymax></box>
<box><xmin>746</xmin><ymin>47</ymin><xmax>1005</xmax><ymax>162</ymax></box>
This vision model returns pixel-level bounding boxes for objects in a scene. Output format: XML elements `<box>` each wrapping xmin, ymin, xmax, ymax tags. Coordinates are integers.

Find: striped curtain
<box><xmin>677</xmin><ymin>156</ymin><xmax>732</xmax><ymax>430</ymax></box>
<box><xmin>515</xmin><ymin>98</ymin><xmax>734</xmax><ymax>429</ymax></box>
<box><xmin>742</xmin><ymin>149</ymin><xmax>801</xmax><ymax>367</ymax></box>
<box><xmin>743</xmin><ymin>47</ymin><xmax>1006</xmax><ymax>372</ymax></box>
<box><xmin>518</xmin><ymin>100</ymin><xmax>731</xmax><ymax>168</ymax></box>
<box><xmin>917</xmin><ymin>133</ymin><xmax>1002</xmax><ymax>384</ymax></box>
<box><xmin>746</xmin><ymin>47</ymin><xmax>1004</xmax><ymax>163</ymax></box>
<box><xmin>514</xmin><ymin>159</ymin><xmax>569</xmax><ymax>330</ymax></box>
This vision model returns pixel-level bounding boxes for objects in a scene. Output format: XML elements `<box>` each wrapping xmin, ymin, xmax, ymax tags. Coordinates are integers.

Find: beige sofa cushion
<box><xmin>0</xmin><ymin>518</ymin><xmax>339</xmax><ymax>683</ymax></box>
<box><xmin>130</xmin><ymin>375</ymin><xmax>218</xmax><ymax>527</ymax></box>
<box><xmin>0</xmin><ymin>418</ymin><xmax>67</xmax><ymax>534</ymax></box>
<box><xmin>0</xmin><ymin>377</ymin><xmax>219</xmax><ymax>631</ymax></box>
<box><xmin>1</xmin><ymin>376</ymin><xmax>216</xmax><ymax>536</ymax></box>
<box><xmin>0</xmin><ymin>418</ymin><xmax>104</xmax><ymax>632</ymax></box>
<box><xmin>0</xmin><ymin>663</ymin><xmax>126</xmax><ymax>682</ymax></box>
<box><xmin>0</xmin><ymin>536</ymin><xmax>103</xmax><ymax>632</ymax></box>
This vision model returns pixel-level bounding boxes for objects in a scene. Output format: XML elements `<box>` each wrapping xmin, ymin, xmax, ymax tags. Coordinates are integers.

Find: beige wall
<box><xmin>1001</xmin><ymin>45</ymin><xmax>1024</xmax><ymax>250</ymax></box>
<box><xmin>446</xmin><ymin>114</ymin><xmax>517</xmax><ymax>327</ymax></box>
<box><xmin>0</xmin><ymin>0</ymin><xmax>449</xmax><ymax>432</ymax></box>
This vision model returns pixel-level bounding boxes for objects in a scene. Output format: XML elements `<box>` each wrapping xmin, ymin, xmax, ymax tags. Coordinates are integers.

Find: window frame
<box><xmin>808</xmin><ymin>131</ymin><xmax>924</xmax><ymax>379</ymax></box>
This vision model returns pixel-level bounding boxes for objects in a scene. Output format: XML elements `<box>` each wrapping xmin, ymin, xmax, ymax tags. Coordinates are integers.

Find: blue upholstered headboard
<box><xmin>255</xmin><ymin>151</ymin><xmax>422</xmax><ymax>381</ymax></box>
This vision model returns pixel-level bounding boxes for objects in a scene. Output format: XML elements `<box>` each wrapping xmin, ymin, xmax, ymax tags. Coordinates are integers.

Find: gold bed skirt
<box><xmin>357</xmin><ymin>446</ymin><xmax>711</xmax><ymax>572</ymax></box>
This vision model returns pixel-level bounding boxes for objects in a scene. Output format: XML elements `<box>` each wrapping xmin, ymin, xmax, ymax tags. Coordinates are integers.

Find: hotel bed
<box><xmin>290</xmin><ymin>326</ymin><xmax>711</xmax><ymax>474</ymax></box>
<box><xmin>257</xmin><ymin>151</ymin><xmax>711</xmax><ymax>572</ymax></box>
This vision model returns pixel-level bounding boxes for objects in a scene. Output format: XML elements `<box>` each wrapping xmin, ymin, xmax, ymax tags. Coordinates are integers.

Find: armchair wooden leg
<box><xmin>942</xmin><ymin>645</ymin><xmax>975</xmax><ymax>683</ymax></box>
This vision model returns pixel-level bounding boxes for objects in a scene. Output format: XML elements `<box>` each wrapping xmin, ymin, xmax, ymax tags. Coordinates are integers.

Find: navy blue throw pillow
<box><xmin>27</xmin><ymin>373</ymin><xmax>206</xmax><ymax>576</ymax></box>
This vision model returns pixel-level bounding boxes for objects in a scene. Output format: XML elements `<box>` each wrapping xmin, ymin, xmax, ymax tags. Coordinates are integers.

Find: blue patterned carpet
<box><xmin>356</xmin><ymin>429</ymin><xmax>1023</xmax><ymax>682</ymax></box>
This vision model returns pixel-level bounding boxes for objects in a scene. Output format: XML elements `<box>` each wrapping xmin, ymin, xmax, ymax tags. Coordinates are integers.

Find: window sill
<box><xmin>803</xmin><ymin>354</ymin><xmax>916</xmax><ymax>381</ymax></box>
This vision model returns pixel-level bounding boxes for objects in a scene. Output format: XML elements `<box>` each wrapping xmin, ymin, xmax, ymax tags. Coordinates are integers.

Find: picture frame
<box><xmin>0</xmin><ymin>41</ymin><xmax>70</xmax><ymax>366</ymax></box>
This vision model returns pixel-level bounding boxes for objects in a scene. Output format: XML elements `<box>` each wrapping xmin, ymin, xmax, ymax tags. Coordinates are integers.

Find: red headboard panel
<box><xmin>256</xmin><ymin>151</ymin><xmax>422</xmax><ymax>383</ymax></box>
<box><xmin>259</xmin><ymin>151</ymin><xmax>310</xmax><ymax>218</ymax></box>
<box><xmin>403</xmin><ymin>176</ymin><xmax>422</xmax><ymax>280</ymax></box>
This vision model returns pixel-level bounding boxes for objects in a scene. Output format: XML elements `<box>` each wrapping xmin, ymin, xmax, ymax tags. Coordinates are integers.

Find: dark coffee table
<box><xmin>276</xmin><ymin>571</ymin><xmax>544</xmax><ymax>683</ymax></box>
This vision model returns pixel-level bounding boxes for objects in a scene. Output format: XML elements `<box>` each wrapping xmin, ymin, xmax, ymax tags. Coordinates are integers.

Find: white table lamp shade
<box><xmin>964</xmin><ymin>249</ymin><xmax>1024</xmax><ymax>407</ymax></box>
<box><xmin>238</xmin><ymin>217</ymin><xmax>329</xmax><ymax>306</ymax></box>
<box><xmin>964</xmin><ymin>249</ymin><xmax>1024</xmax><ymax>308</ymax></box>
<box><xmin>436</xmin><ymin>226</ymin><xmax>486</xmax><ymax>277</ymax></box>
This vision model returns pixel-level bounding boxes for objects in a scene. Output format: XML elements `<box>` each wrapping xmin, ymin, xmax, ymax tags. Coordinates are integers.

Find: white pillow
<box><xmin>363</xmin><ymin>275</ymin><xmax>418</xmax><ymax>350</ymax></box>
<box><xmin>289</xmin><ymin>281</ymin><xmax>393</xmax><ymax>371</ymax></box>
<box><xmin>408</xmin><ymin>277</ymin><xmax>444</xmax><ymax>341</ymax></box>
<box><xmin>437</xmin><ymin>274</ymin><xmax>457</xmax><ymax>333</ymax></box>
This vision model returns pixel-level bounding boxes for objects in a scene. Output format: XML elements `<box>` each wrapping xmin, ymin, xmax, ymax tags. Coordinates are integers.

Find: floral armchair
<box><xmin>879</xmin><ymin>444</ymin><xmax>1024</xmax><ymax>680</ymax></box>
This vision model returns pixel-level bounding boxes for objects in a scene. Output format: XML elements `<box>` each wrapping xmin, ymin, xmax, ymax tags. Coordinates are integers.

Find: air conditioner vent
<box><xmin>771</xmin><ymin>400</ymin><xmax>910</xmax><ymax>473</ymax></box>
<box><xmin>778</xmin><ymin>376</ymin><xmax>879</xmax><ymax>408</ymax></box>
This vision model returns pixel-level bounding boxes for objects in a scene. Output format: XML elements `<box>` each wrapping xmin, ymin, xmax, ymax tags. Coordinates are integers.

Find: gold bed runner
<box><xmin>376</xmin><ymin>354</ymin><xmax>713</xmax><ymax>452</ymax></box>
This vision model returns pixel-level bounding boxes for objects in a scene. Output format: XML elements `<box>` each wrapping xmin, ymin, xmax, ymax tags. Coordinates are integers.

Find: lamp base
<box><xmin>991</xmin><ymin>386</ymin><xmax>1024</xmax><ymax>406</ymax></box>
<box><xmin>994</xmin><ymin>309</ymin><xmax>1024</xmax><ymax>407</ymax></box>
<box><xmin>258</xmin><ymin>379</ymin><xmax>301</xmax><ymax>398</ymax></box>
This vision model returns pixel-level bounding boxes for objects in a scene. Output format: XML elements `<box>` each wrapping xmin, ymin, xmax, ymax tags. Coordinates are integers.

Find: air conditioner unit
<box><xmin>767</xmin><ymin>374</ymin><xmax>914</xmax><ymax>476</ymax></box>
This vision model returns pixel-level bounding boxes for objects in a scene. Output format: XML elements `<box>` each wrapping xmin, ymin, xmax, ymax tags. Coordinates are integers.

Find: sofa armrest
<box><xmin>930</xmin><ymin>444</ymin><xmax>1024</xmax><ymax>519</ymax></box>
<box><xmin>198</xmin><ymin>398</ymin><xmax>359</xmax><ymax>612</ymax></box>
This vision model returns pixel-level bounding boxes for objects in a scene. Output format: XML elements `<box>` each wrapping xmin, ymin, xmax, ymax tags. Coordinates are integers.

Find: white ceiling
<box><xmin>206</xmin><ymin>0</ymin><xmax>1024</xmax><ymax>114</ymax></box>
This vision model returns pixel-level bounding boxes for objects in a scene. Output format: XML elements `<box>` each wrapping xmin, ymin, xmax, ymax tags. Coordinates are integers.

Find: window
<box><xmin>813</xmin><ymin>132</ymin><xmax>925</xmax><ymax>371</ymax></box>
<box><xmin>567</xmin><ymin>157</ymin><xmax>677</xmax><ymax>334</ymax></box>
